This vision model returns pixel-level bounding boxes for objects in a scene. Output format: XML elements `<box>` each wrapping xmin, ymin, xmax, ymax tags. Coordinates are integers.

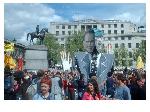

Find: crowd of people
<box><xmin>4</xmin><ymin>65</ymin><xmax>146</xmax><ymax>100</ymax></box>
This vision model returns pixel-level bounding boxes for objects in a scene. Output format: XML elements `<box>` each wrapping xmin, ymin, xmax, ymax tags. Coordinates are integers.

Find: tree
<box><xmin>133</xmin><ymin>40</ymin><xmax>146</xmax><ymax>63</ymax></box>
<box><xmin>100</xmin><ymin>43</ymin><xmax>107</xmax><ymax>53</ymax></box>
<box><xmin>43</xmin><ymin>33</ymin><xmax>62</xmax><ymax>64</ymax></box>
<box><xmin>65</xmin><ymin>31</ymin><xmax>85</xmax><ymax>57</ymax></box>
<box><xmin>114</xmin><ymin>44</ymin><xmax>130</xmax><ymax>68</ymax></box>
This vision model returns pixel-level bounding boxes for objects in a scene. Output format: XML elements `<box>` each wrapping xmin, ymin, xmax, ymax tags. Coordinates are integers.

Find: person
<box><xmin>106</xmin><ymin>72</ymin><xmax>115</xmax><ymax>98</ymax></box>
<box><xmin>50</xmin><ymin>72</ymin><xmax>63</xmax><ymax>100</ymax></box>
<box><xmin>33</xmin><ymin>76</ymin><xmax>52</xmax><ymax>100</ymax></box>
<box><xmin>130</xmin><ymin>74</ymin><xmax>146</xmax><ymax>100</ymax></box>
<box><xmin>82</xmin><ymin>79</ymin><xmax>102</xmax><ymax>100</ymax></box>
<box><xmin>74</xmin><ymin>29</ymin><xmax>114</xmax><ymax>87</ymax></box>
<box><xmin>67</xmin><ymin>73</ymin><xmax>76</xmax><ymax>100</ymax></box>
<box><xmin>16</xmin><ymin>70</ymin><xmax>31</xmax><ymax>100</ymax></box>
<box><xmin>4</xmin><ymin>66</ymin><xmax>15</xmax><ymax>100</ymax></box>
<box><xmin>113</xmin><ymin>73</ymin><xmax>131</xmax><ymax>100</ymax></box>
<box><xmin>26</xmin><ymin>69</ymin><xmax>45</xmax><ymax>100</ymax></box>
<box><xmin>78</xmin><ymin>74</ymin><xmax>85</xmax><ymax>100</ymax></box>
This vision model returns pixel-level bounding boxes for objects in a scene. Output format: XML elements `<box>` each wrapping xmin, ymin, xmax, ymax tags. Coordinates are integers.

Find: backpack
<box><xmin>26</xmin><ymin>79</ymin><xmax>39</xmax><ymax>99</ymax></box>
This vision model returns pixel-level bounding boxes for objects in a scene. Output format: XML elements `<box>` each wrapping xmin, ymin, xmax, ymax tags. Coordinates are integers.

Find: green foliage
<box><xmin>66</xmin><ymin>31</ymin><xmax>85</xmax><ymax>57</ymax></box>
<box><xmin>100</xmin><ymin>44</ymin><xmax>107</xmax><ymax>53</ymax></box>
<box><xmin>133</xmin><ymin>40</ymin><xmax>146</xmax><ymax>63</ymax></box>
<box><xmin>43</xmin><ymin>33</ymin><xmax>62</xmax><ymax>64</ymax></box>
<box><xmin>114</xmin><ymin>45</ymin><xmax>130</xmax><ymax>67</ymax></box>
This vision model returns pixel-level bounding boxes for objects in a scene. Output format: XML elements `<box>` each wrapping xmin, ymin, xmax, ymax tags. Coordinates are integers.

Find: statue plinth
<box><xmin>24</xmin><ymin>45</ymin><xmax>48</xmax><ymax>71</ymax></box>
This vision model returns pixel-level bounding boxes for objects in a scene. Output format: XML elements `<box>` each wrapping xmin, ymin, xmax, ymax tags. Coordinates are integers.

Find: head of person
<box><xmin>40</xmin><ymin>76</ymin><xmax>51</xmax><ymax>95</ymax></box>
<box><xmin>115</xmin><ymin>73</ymin><xmax>126</xmax><ymax>86</ymax></box>
<box><xmin>87</xmin><ymin>79</ymin><xmax>99</xmax><ymax>94</ymax></box>
<box><xmin>136</xmin><ymin>75</ymin><xmax>145</xmax><ymax>87</ymax></box>
<box><xmin>55</xmin><ymin>72</ymin><xmax>61</xmax><ymax>77</ymax></box>
<box><xmin>37</xmin><ymin>69</ymin><xmax>45</xmax><ymax>78</ymax></box>
<box><xmin>83</xmin><ymin>29</ymin><xmax>95</xmax><ymax>53</ymax></box>
<box><xmin>91</xmin><ymin>75</ymin><xmax>98</xmax><ymax>81</ymax></box>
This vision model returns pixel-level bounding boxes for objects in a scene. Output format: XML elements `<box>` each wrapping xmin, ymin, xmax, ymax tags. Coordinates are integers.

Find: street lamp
<box><xmin>13</xmin><ymin>38</ymin><xmax>16</xmax><ymax>43</ymax></box>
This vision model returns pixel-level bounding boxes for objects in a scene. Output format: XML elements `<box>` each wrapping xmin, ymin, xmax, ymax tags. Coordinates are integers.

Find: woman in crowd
<box><xmin>33</xmin><ymin>76</ymin><xmax>52</xmax><ymax>100</ymax></box>
<box><xmin>82</xmin><ymin>79</ymin><xmax>103</xmax><ymax>100</ymax></box>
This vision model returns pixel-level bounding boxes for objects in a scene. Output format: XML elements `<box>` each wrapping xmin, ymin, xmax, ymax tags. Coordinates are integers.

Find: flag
<box><xmin>4</xmin><ymin>54</ymin><xmax>16</xmax><ymax>69</ymax></box>
<box><xmin>4</xmin><ymin>43</ymin><xmax>14</xmax><ymax>52</ymax></box>
<box><xmin>136</xmin><ymin>56</ymin><xmax>144</xmax><ymax>69</ymax></box>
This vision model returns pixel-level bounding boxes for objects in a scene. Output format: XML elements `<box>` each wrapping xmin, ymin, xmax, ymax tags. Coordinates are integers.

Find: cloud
<box><xmin>4</xmin><ymin>3</ymin><xmax>145</xmax><ymax>45</ymax></box>
<box><xmin>72</xmin><ymin>14</ymin><xmax>86</xmax><ymax>20</ymax></box>
<box><xmin>111</xmin><ymin>12</ymin><xmax>146</xmax><ymax>26</ymax></box>
<box><xmin>4</xmin><ymin>3</ymin><xmax>67</xmax><ymax>45</ymax></box>
<box><xmin>72</xmin><ymin>14</ymin><xmax>96</xmax><ymax>21</ymax></box>
<box><xmin>107</xmin><ymin>4</ymin><xmax>146</xmax><ymax>26</ymax></box>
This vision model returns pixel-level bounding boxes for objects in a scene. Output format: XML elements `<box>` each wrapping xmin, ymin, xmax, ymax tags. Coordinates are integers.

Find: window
<box><xmin>128</xmin><ymin>36</ymin><xmax>131</xmax><ymax>40</ymax></box>
<box><xmin>56</xmin><ymin>26</ymin><xmax>59</xmax><ymax>29</ymax></box>
<box><xmin>62</xmin><ymin>25</ymin><xmax>65</xmax><ymax>29</ymax></box>
<box><xmin>129</xmin><ymin>52</ymin><xmax>132</xmax><ymax>58</ymax></box>
<box><xmin>114</xmin><ymin>24</ymin><xmax>117</xmax><ymax>28</ymax></box>
<box><xmin>136</xmin><ymin>43</ymin><xmax>139</xmax><ymax>48</ymax></box>
<box><xmin>68</xmin><ymin>25</ymin><xmax>71</xmax><ymax>29</ymax></box>
<box><xmin>108</xmin><ymin>37</ymin><xmax>111</xmax><ymax>40</ymax></box>
<box><xmin>81</xmin><ymin>25</ymin><xmax>85</xmax><ymax>31</ymax></box>
<box><xmin>93</xmin><ymin>25</ymin><xmax>97</xmax><ymax>28</ymax></box>
<box><xmin>121</xmin><ymin>30</ymin><xmax>124</xmax><ymax>34</ymax></box>
<box><xmin>61</xmin><ymin>44</ymin><xmax>64</xmax><ymax>47</ymax></box>
<box><xmin>68</xmin><ymin>31</ymin><xmax>71</xmax><ymax>35</ymax></box>
<box><xmin>115</xmin><ymin>43</ymin><xmax>118</xmax><ymax>48</ymax></box>
<box><xmin>121</xmin><ymin>37</ymin><xmax>125</xmax><ymax>40</ymax></box>
<box><xmin>108</xmin><ymin>24</ymin><xmax>111</xmax><ymax>28</ymax></box>
<box><xmin>121</xmin><ymin>24</ymin><xmax>124</xmax><ymax>28</ymax></box>
<box><xmin>115</xmin><ymin>37</ymin><xmax>118</xmax><ymax>40</ymax></box>
<box><xmin>101</xmin><ymin>24</ymin><xmax>104</xmax><ymax>28</ymax></box>
<box><xmin>56</xmin><ymin>31</ymin><xmax>59</xmax><ymax>36</ymax></box>
<box><xmin>61</xmin><ymin>38</ymin><xmax>64</xmax><ymax>41</ymax></box>
<box><xmin>108</xmin><ymin>30</ymin><xmax>111</xmax><ymax>34</ymax></box>
<box><xmin>114</xmin><ymin>30</ymin><xmax>117</xmax><ymax>34</ymax></box>
<box><xmin>121</xmin><ymin>43</ymin><xmax>125</xmax><ymax>48</ymax></box>
<box><xmin>128</xmin><ymin>43</ymin><xmax>131</xmax><ymax>48</ymax></box>
<box><xmin>62</xmin><ymin>31</ymin><xmax>65</xmax><ymax>35</ymax></box>
<box><xmin>86</xmin><ymin>25</ymin><xmax>92</xmax><ymax>30</ymax></box>
<box><xmin>74</xmin><ymin>25</ymin><xmax>77</xmax><ymax>29</ymax></box>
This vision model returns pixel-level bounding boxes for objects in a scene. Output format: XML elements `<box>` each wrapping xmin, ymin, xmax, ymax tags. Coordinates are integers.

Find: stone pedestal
<box><xmin>24</xmin><ymin>45</ymin><xmax>48</xmax><ymax>71</ymax></box>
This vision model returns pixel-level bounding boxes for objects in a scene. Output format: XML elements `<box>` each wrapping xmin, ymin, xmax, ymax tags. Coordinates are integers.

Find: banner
<box><xmin>4</xmin><ymin>54</ymin><xmax>16</xmax><ymax>69</ymax></box>
<box><xmin>136</xmin><ymin>56</ymin><xmax>144</xmax><ymax>69</ymax></box>
<box><xmin>4</xmin><ymin>43</ymin><xmax>14</xmax><ymax>52</ymax></box>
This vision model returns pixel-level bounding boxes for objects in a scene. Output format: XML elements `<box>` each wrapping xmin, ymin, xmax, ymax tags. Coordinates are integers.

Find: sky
<box><xmin>4</xmin><ymin>3</ymin><xmax>146</xmax><ymax>45</ymax></box>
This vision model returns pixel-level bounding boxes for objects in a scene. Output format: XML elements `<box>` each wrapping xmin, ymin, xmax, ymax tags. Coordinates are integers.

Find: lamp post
<box><xmin>13</xmin><ymin>38</ymin><xmax>16</xmax><ymax>43</ymax></box>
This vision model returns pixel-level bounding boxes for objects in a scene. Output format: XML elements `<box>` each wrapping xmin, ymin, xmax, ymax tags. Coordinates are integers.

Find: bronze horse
<box><xmin>27</xmin><ymin>28</ymin><xmax>48</xmax><ymax>45</ymax></box>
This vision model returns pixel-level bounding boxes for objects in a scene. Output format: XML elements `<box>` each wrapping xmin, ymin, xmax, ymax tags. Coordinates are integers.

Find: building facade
<box><xmin>49</xmin><ymin>19</ymin><xmax>146</xmax><ymax>68</ymax></box>
<box><xmin>50</xmin><ymin>19</ymin><xmax>138</xmax><ymax>45</ymax></box>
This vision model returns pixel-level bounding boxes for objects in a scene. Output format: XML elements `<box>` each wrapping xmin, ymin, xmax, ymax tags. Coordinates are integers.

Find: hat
<box><xmin>40</xmin><ymin>76</ymin><xmax>51</xmax><ymax>86</ymax></box>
